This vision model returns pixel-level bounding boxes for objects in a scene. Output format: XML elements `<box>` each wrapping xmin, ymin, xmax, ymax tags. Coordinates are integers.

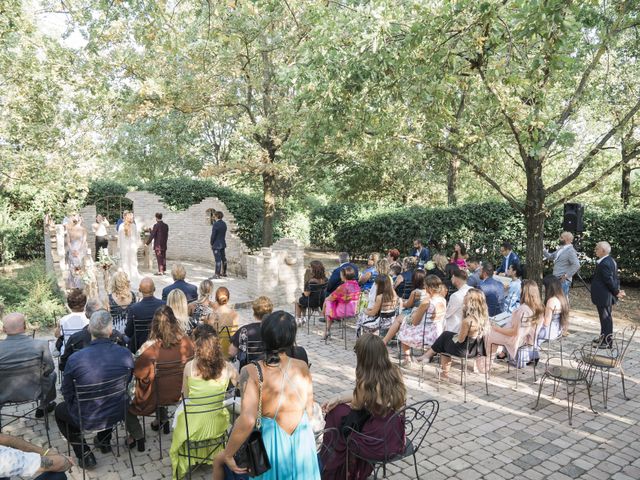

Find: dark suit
<box><xmin>59</xmin><ymin>326</ymin><xmax>127</xmax><ymax>372</ymax></box>
<box><xmin>326</xmin><ymin>262</ymin><xmax>360</xmax><ymax>294</ymax></box>
<box><xmin>411</xmin><ymin>247</ymin><xmax>431</xmax><ymax>265</ymax></box>
<box><xmin>147</xmin><ymin>220</ymin><xmax>169</xmax><ymax>273</ymax></box>
<box><xmin>162</xmin><ymin>279</ymin><xmax>198</xmax><ymax>303</ymax></box>
<box><xmin>125</xmin><ymin>296</ymin><xmax>165</xmax><ymax>352</ymax></box>
<box><xmin>210</xmin><ymin>219</ymin><xmax>227</xmax><ymax>276</ymax></box>
<box><xmin>590</xmin><ymin>255</ymin><xmax>620</xmax><ymax>342</ymax></box>
<box><xmin>496</xmin><ymin>251</ymin><xmax>520</xmax><ymax>274</ymax></box>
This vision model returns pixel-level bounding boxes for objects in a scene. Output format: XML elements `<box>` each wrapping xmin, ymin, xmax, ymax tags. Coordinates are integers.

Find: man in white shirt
<box><xmin>444</xmin><ymin>270</ymin><xmax>472</xmax><ymax>333</ymax></box>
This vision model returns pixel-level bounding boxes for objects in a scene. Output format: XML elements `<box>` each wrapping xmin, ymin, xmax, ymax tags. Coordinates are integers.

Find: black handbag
<box><xmin>233</xmin><ymin>361</ymin><xmax>271</xmax><ymax>477</ymax></box>
<box><xmin>340</xmin><ymin>408</ymin><xmax>371</xmax><ymax>438</ymax></box>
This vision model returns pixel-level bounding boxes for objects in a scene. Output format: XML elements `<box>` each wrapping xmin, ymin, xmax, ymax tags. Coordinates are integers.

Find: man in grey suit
<box><xmin>543</xmin><ymin>231</ymin><xmax>581</xmax><ymax>298</ymax></box>
<box><xmin>0</xmin><ymin>313</ymin><xmax>56</xmax><ymax>417</ymax></box>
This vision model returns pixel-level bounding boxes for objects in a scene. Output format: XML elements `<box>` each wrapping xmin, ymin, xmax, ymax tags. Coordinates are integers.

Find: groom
<box><xmin>146</xmin><ymin>212</ymin><xmax>169</xmax><ymax>275</ymax></box>
<box><xmin>210</xmin><ymin>211</ymin><xmax>227</xmax><ymax>279</ymax></box>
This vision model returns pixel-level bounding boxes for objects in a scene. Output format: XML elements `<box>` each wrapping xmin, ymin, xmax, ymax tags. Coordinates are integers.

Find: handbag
<box><xmin>339</xmin><ymin>408</ymin><xmax>371</xmax><ymax>438</ymax></box>
<box><xmin>233</xmin><ymin>361</ymin><xmax>271</xmax><ymax>477</ymax></box>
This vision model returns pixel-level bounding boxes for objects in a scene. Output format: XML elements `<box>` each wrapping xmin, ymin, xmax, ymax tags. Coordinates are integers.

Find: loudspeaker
<box><xmin>563</xmin><ymin>203</ymin><xmax>584</xmax><ymax>232</ymax></box>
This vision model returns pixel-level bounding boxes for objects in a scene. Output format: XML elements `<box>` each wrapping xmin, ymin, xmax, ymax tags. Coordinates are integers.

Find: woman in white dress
<box><xmin>118</xmin><ymin>211</ymin><xmax>141</xmax><ymax>285</ymax></box>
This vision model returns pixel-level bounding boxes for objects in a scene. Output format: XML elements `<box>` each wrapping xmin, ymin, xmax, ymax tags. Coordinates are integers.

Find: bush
<box><xmin>309</xmin><ymin>203</ymin><xmax>372</xmax><ymax>250</ymax></box>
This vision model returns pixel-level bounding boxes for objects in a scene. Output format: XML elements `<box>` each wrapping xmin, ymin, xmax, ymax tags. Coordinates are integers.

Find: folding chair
<box><xmin>70</xmin><ymin>371</ymin><xmax>135</xmax><ymax>479</ymax></box>
<box><xmin>0</xmin><ymin>353</ymin><xmax>52</xmax><ymax>447</ymax></box>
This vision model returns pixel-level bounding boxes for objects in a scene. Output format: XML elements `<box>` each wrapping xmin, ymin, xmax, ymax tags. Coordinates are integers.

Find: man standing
<box><xmin>496</xmin><ymin>241</ymin><xmax>520</xmax><ymax>275</ymax></box>
<box><xmin>411</xmin><ymin>239</ymin><xmax>430</xmax><ymax>267</ymax></box>
<box><xmin>125</xmin><ymin>278</ymin><xmax>165</xmax><ymax>352</ymax></box>
<box><xmin>210</xmin><ymin>211</ymin><xmax>227</xmax><ymax>279</ymax></box>
<box><xmin>55</xmin><ymin>311</ymin><xmax>134</xmax><ymax>468</ymax></box>
<box><xmin>0</xmin><ymin>313</ymin><xmax>56</xmax><ymax>418</ymax></box>
<box><xmin>443</xmin><ymin>270</ymin><xmax>472</xmax><ymax>333</ymax></box>
<box><xmin>543</xmin><ymin>231</ymin><xmax>581</xmax><ymax>298</ymax></box>
<box><xmin>591</xmin><ymin>241</ymin><xmax>625</xmax><ymax>347</ymax></box>
<box><xmin>479</xmin><ymin>262</ymin><xmax>504</xmax><ymax>317</ymax></box>
<box><xmin>146</xmin><ymin>212</ymin><xmax>169</xmax><ymax>276</ymax></box>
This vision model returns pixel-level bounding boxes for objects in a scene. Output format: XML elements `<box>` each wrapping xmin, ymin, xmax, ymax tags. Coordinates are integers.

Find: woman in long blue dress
<box><xmin>213</xmin><ymin>311</ymin><xmax>320</xmax><ymax>480</ymax></box>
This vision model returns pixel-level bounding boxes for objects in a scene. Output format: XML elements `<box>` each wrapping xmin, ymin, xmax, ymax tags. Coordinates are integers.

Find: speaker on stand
<box><xmin>562</xmin><ymin>203</ymin><xmax>589</xmax><ymax>292</ymax></box>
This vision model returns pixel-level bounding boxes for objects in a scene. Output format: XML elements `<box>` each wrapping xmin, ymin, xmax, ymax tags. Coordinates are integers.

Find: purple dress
<box><xmin>321</xmin><ymin>403</ymin><xmax>405</xmax><ymax>480</ymax></box>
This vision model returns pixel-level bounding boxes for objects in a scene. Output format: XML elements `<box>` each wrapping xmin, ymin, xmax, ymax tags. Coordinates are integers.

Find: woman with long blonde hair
<box><xmin>167</xmin><ymin>289</ymin><xmax>192</xmax><ymax>334</ymax></box>
<box><xmin>108</xmin><ymin>271</ymin><xmax>136</xmax><ymax>332</ymax></box>
<box><xmin>321</xmin><ymin>334</ymin><xmax>406</xmax><ymax>479</ymax></box>
<box><xmin>118</xmin><ymin>210</ymin><xmax>141</xmax><ymax>285</ymax></box>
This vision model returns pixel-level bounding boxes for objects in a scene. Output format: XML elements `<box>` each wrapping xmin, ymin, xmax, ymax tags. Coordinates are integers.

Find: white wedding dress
<box><xmin>118</xmin><ymin>223</ymin><xmax>141</xmax><ymax>286</ymax></box>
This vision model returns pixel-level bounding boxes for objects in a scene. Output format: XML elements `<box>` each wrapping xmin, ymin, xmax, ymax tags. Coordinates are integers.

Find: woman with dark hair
<box><xmin>538</xmin><ymin>277</ymin><xmax>569</xmax><ymax>344</ymax></box>
<box><xmin>295</xmin><ymin>260</ymin><xmax>328</xmax><ymax>325</ymax></box>
<box><xmin>126</xmin><ymin>305</ymin><xmax>194</xmax><ymax>451</ymax></box>
<box><xmin>323</xmin><ymin>266</ymin><xmax>360</xmax><ymax>340</ymax></box>
<box><xmin>400</xmin><ymin>269</ymin><xmax>427</xmax><ymax>316</ymax></box>
<box><xmin>170</xmin><ymin>324</ymin><xmax>237</xmax><ymax>480</ymax></box>
<box><xmin>450</xmin><ymin>242</ymin><xmax>469</xmax><ymax>269</ymax></box>
<box><xmin>321</xmin><ymin>334</ymin><xmax>406</xmax><ymax>479</ymax></box>
<box><xmin>214</xmin><ymin>311</ymin><xmax>320</xmax><ymax>479</ymax></box>
<box><xmin>394</xmin><ymin>256</ymin><xmax>418</xmax><ymax>299</ymax></box>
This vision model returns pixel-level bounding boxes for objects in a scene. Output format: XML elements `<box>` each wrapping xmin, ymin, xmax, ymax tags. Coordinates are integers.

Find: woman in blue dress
<box><xmin>214</xmin><ymin>311</ymin><xmax>320</xmax><ymax>480</ymax></box>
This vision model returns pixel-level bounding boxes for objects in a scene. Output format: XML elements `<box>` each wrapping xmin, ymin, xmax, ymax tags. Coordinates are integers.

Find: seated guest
<box><xmin>496</xmin><ymin>241</ymin><xmax>520</xmax><ymax>275</ymax></box>
<box><xmin>400</xmin><ymin>269</ymin><xmax>427</xmax><ymax>317</ymax></box>
<box><xmin>108</xmin><ymin>271</ymin><xmax>136</xmax><ymax>333</ymax></box>
<box><xmin>126</xmin><ymin>306</ymin><xmax>194</xmax><ymax>451</ymax></box>
<box><xmin>394</xmin><ymin>256</ymin><xmax>418</xmax><ymax>299</ymax></box>
<box><xmin>466</xmin><ymin>258</ymin><xmax>482</xmax><ymax>287</ymax></box>
<box><xmin>484</xmin><ymin>280</ymin><xmax>543</xmax><ymax>364</ymax></box>
<box><xmin>389</xmin><ymin>262</ymin><xmax>402</xmax><ymax>285</ymax></box>
<box><xmin>383</xmin><ymin>275</ymin><xmax>447</xmax><ymax>366</ymax></box>
<box><xmin>55</xmin><ymin>288</ymin><xmax>89</xmax><ymax>354</ymax></box>
<box><xmin>450</xmin><ymin>242</ymin><xmax>469</xmax><ymax>269</ymax></box>
<box><xmin>411</xmin><ymin>238</ymin><xmax>430</xmax><ymax>267</ymax></box>
<box><xmin>417</xmin><ymin>289</ymin><xmax>489</xmax><ymax>378</ymax></box>
<box><xmin>326</xmin><ymin>252</ymin><xmax>359</xmax><ymax>294</ymax></box>
<box><xmin>60</xmin><ymin>300</ymin><xmax>126</xmax><ymax>371</ymax></box>
<box><xmin>358</xmin><ymin>253</ymin><xmax>379</xmax><ymax>292</ymax></box>
<box><xmin>170</xmin><ymin>324</ymin><xmax>238</xmax><ymax>480</ymax></box>
<box><xmin>323</xmin><ymin>266</ymin><xmax>360</xmax><ymax>340</ymax></box>
<box><xmin>0</xmin><ymin>433</ymin><xmax>73</xmax><ymax>480</ymax></box>
<box><xmin>161</xmin><ymin>263</ymin><xmax>198</xmax><ymax>303</ymax></box>
<box><xmin>208</xmin><ymin>287</ymin><xmax>239</xmax><ymax>357</ymax></box>
<box><xmin>321</xmin><ymin>334</ymin><xmax>406</xmax><ymax>480</ymax></box>
<box><xmin>356</xmin><ymin>275</ymin><xmax>399</xmax><ymax>336</ymax></box>
<box><xmin>386</xmin><ymin>248</ymin><xmax>400</xmax><ymax>265</ymax></box>
<box><xmin>0</xmin><ymin>313</ymin><xmax>56</xmax><ymax>418</ymax></box>
<box><xmin>538</xmin><ymin>277</ymin><xmax>569</xmax><ymax>345</ymax></box>
<box><xmin>167</xmin><ymin>289</ymin><xmax>194</xmax><ymax>334</ymax></box>
<box><xmin>479</xmin><ymin>262</ymin><xmax>504</xmax><ymax>317</ymax></box>
<box><xmin>367</xmin><ymin>258</ymin><xmax>391</xmax><ymax>304</ymax></box>
<box><xmin>443</xmin><ymin>269</ymin><xmax>472</xmax><ymax>333</ymax></box>
<box><xmin>125</xmin><ymin>277</ymin><xmax>165</xmax><ymax>353</ymax></box>
<box><xmin>55</xmin><ymin>311</ymin><xmax>134</xmax><ymax>467</ymax></box>
<box><xmin>427</xmin><ymin>253</ymin><xmax>448</xmax><ymax>283</ymax></box>
<box><xmin>229</xmin><ymin>296</ymin><xmax>273</xmax><ymax>366</ymax></box>
<box><xmin>188</xmin><ymin>279</ymin><xmax>215</xmax><ymax>324</ymax></box>
<box><xmin>295</xmin><ymin>260</ymin><xmax>328</xmax><ymax>325</ymax></box>
<box><xmin>503</xmin><ymin>263</ymin><xmax>523</xmax><ymax>314</ymax></box>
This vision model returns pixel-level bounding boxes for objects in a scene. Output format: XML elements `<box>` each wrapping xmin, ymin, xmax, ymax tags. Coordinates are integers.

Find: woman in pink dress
<box><xmin>450</xmin><ymin>242</ymin><xmax>469</xmax><ymax>269</ymax></box>
<box><xmin>323</xmin><ymin>266</ymin><xmax>360</xmax><ymax>340</ymax></box>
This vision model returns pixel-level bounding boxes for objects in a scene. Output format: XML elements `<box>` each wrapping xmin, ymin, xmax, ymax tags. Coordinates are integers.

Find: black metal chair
<box><xmin>177</xmin><ymin>390</ymin><xmax>229</xmax><ymax>480</ymax></box>
<box><xmin>57</xmin><ymin>324</ymin><xmax>84</xmax><ymax>382</ymax></box>
<box><xmin>132</xmin><ymin>318</ymin><xmax>152</xmax><ymax>352</ymax></box>
<box><xmin>345</xmin><ymin>399</ymin><xmax>439</xmax><ymax>479</ymax></box>
<box><xmin>534</xmin><ymin>346</ymin><xmax>597</xmax><ymax>426</ymax></box>
<box><xmin>533</xmin><ymin>307</ymin><xmax>564</xmax><ymax>381</ymax></box>
<box><xmin>316</xmin><ymin>427</ymin><xmax>340</xmax><ymax>476</ymax></box>
<box><xmin>0</xmin><ymin>353</ymin><xmax>52</xmax><ymax>447</ymax></box>
<box><xmin>70</xmin><ymin>371</ymin><xmax>135</xmax><ymax>479</ymax></box>
<box><xmin>580</xmin><ymin>325</ymin><xmax>637</xmax><ymax>409</ymax></box>
<box><xmin>304</xmin><ymin>283</ymin><xmax>328</xmax><ymax>334</ymax></box>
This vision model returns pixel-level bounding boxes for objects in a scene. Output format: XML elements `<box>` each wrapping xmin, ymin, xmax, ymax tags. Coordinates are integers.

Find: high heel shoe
<box><xmin>323</xmin><ymin>331</ymin><xmax>332</xmax><ymax>342</ymax></box>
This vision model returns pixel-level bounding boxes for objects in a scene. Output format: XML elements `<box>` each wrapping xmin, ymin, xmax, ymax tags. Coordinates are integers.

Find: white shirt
<box><xmin>59</xmin><ymin>312</ymin><xmax>89</xmax><ymax>354</ymax></box>
<box><xmin>596</xmin><ymin>255</ymin><xmax>608</xmax><ymax>264</ymax></box>
<box><xmin>94</xmin><ymin>221</ymin><xmax>108</xmax><ymax>237</ymax></box>
<box><xmin>444</xmin><ymin>284</ymin><xmax>472</xmax><ymax>333</ymax></box>
<box><xmin>0</xmin><ymin>446</ymin><xmax>40</xmax><ymax>477</ymax></box>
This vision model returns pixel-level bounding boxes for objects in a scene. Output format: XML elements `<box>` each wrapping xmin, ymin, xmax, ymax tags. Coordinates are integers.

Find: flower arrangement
<box><xmin>97</xmin><ymin>249</ymin><xmax>118</xmax><ymax>271</ymax></box>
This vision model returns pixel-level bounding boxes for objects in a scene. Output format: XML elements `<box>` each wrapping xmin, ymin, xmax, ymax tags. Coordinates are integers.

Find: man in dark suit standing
<box><xmin>591</xmin><ymin>241</ymin><xmax>625</xmax><ymax>347</ymax></box>
<box><xmin>210</xmin><ymin>211</ymin><xmax>227</xmax><ymax>279</ymax></box>
<box><xmin>125</xmin><ymin>277</ymin><xmax>165</xmax><ymax>352</ymax></box>
<box><xmin>326</xmin><ymin>252</ymin><xmax>360</xmax><ymax>294</ymax></box>
<box><xmin>146</xmin><ymin>212</ymin><xmax>169</xmax><ymax>275</ymax></box>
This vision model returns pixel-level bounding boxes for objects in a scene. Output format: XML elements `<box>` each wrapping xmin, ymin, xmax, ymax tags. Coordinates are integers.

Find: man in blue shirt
<box><xmin>479</xmin><ymin>262</ymin><xmax>505</xmax><ymax>317</ymax></box>
<box><xmin>55</xmin><ymin>311</ymin><xmax>134</xmax><ymax>467</ymax></box>
<box><xmin>410</xmin><ymin>239</ymin><xmax>430</xmax><ymax>267</ymax></box>
<box><xmin>496</xmin><ymin>241</ymin><xmax>520</xmax><ymax>275</ymax></box>
<box><xmin>503</xmin><ymin>263</ymin><xmax>523</xmax><ymax>313</ymax></box>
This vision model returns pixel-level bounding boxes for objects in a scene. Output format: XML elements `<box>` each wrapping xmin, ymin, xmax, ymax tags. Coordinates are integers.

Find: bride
<box><xmin>118</xmin><ymin>211</ymin><xmax>141</xmax><ymax>286</ymax></box>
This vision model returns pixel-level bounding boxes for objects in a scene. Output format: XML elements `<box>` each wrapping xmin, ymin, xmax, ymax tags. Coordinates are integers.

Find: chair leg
<box><xmin>584</xmin><ymin>378</ymin><xmax>598</xmax><ymax>415</ymax></box>
<box><xmin>413</xmin><ymin>453</ymin><xmax>419</xmax><ymax>479</ymax></box>
<box><xmin>566</xmin><ymin>381</ymin><xmax>576</xmax><ymax>426</ymax></box>
<box><xmin>603</xmin><ymin>369</ymin><xmax>611</xmax><ymax>410</ymax></box>
<box><xmin>80</xmin><ymin>431</ymin><xmax>87</xmax><ymax>480</ymax></box>
<box><xmin>533</xmin><ymin>373</ymin><xmax>548</xmax><ymax>410</ymax></box>
<box><xmin>620</xmin><ymin>366</ymin><xmax>629</xmax><ymax>400</ymax></box>
<box><xmin>157</xmin><ymin>410</ymin><xmax>163</xmax><ymax>460</ymax></box>
<box><xmin>44</xmin><ymin>408</ymin><xmax>51</xmax><ymax>447</ymax></box>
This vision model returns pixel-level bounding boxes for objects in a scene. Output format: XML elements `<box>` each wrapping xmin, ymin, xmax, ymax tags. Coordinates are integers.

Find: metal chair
<box><xmin>534</xmin><ymin>346</ymin><xmax>597</xmax><ymax>426</ymax></box>
<box><xmin>533</xmin><ymin>308</ymin><xmax>565</xmax><ymax>381</ymax></box>
<box><xmin>0</xmin><ymin>353</ymin><xmax>52</xmax><ymax>447</ymax></box>
<box><xmin>70</xmin><ymin>371</ymin><xmax>135</xmax><ymax>479</ymax></box>
<box><xmin>132</xmin><ymin>318</ymin><xmax>152</xmax><ymax>352</ymax></box>
<box><xmin>57</xmin><ymin>325</ymin><xmax>84</xmax><ymax>382</ymax></box>
<box><xmin>345</xmin><ymin>399</ymin><xmax>439</xmax><ymax>479</ymax></box>
<box><xmin>580</xmin><ymin>325</ymin><xmax>637</xmax><ymax>409</ymax></box>
<box><xmin>316</xmin><ymin>427</ymin><xmax>340</xmax><ymax>476</ymax></box>
<box><xmin>177</xmin><ymin>390</ymin><xmax>229</xmax><ymax>480</ymax></box>
<box><xmin>305</xmin><ymin>283</ymin><xmax>328</xmax><ymax>334</ymax></box>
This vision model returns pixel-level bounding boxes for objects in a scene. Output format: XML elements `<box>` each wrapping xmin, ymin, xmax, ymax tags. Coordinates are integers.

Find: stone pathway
<box><xmin>4</xmin><ymin>283</ymin><xmax>640</xmax><ymax>479</ymax></box>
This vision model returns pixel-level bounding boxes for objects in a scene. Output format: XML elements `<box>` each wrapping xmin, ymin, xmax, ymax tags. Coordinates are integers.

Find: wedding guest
<box><xmin>503</xmin><ymin>263</ymin><xmax>523</xmax><ymax>314</ymax></box>
<box><xmin>358</xmin><ymin>253</ymin><xmax>379</xmax><ymax>292</ymax></box>
<box><xmin>394</xmin><ymin>256</ymin><xmax>418</xmax><ymax>299</ymax></box>
<box><xmin>125</xmin><ymin>278</ymin><xmax>165</xmax><ymax>353</ymax></box>
<box><xmin>479</xmin><ymin>262</ymin><xmax>504</xmax><ymax>317</ymax></box>
<box><xmin>108</xmin><ymin>271</ymin><xmax>136</xmax><ymax>333</ymax></box>
<box><xmin>146</xmin><ymin>212</ymin><xmax>169</xmax><ymax>276</ymax></box>
<box><xmin>443</xmin><ymin>269</ymin><xmax>472</xmax><ymax>333</ymax></box>
<box><xmin>539</xmin><ymin>276</ymin><xmax>569</xmax><ymax>344</ymax></box>
<box><xmin>327</xmin><ymin>252</ymin><xmax>359</xmax><ymax>294</ymax></box>
<box><xmin>496</xmin><ymin>241</ymin><xmax>520</xmax><ymax>275</ymax></box>
<box><xmin>55</xmin><ymin>289</ymin><xmax>89</xmax><ymax>354</ymax></box>
<box><xmin>411</xmin><ymin>239</ymin><xmax>430</xmax><ymax>266</ymax></box>
<box><xmin>91</xmin><ymin>214</ymin><xmax>110</xmax><ymax>262</ymax></box>
<box><xmin>450</xmin><ymin>242</ymin><xmax>469</xmax><ymax>269</ymax></box>
<box><xmin>356</xmin><ymin>275</ymin><xmax>399</xmax><ymax>336</ymax></box>
<box><xmin>167</xmin><ymin>289</ymin><xmax>193</xmax><ymax>334</ymax></box>
<box><xmin>0</xmin><ymin>433</ymin><xmax>73</xmax><ymax>479</ymax></box>
<box><xmin>466</xmin><ymin>258</ymin><xmax>482</xmax><ymax>287</ymax></box>
<box><xmin>162</xmin><ymin>263</ymin><xmax>197</xmax><ymax>303</ymax></box>
<box><xmin>321</xmin><ymin>334</ymin><xmax>406</xmax><ymax>480</ymax></box>
<box><xmin>323</xmin><ymin>266</ymin><xmax>360</xmax><ymax>340</ymax></box>
<box><xmin>210</xmin><ymin>211</ymin><xmax>228</xmax><ymax>279</ymax></box>
<box><xmin>295</xmin><ymin>260</ymin><xmax>328</xmax><ymax>325</ymax></box>
<box><xmin>188</xmin><ymin>279</ymin><xmax>216</xmax><ymax>324</ymax></box>
<box><xmin>209</xmin><ymin>287</ymin><xmax>239</xmax><ymax>357</ymax></box>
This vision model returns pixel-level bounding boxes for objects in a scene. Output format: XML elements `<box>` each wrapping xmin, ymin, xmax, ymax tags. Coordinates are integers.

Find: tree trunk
<box><xmin>447</xmin><ymin>156</ymin><xmax>460</xmax><ymax>206</ymax></box>
<box><xmin>524</xmin><ymin>163</ymin><xmax>546</xmax><ymax>284</ymax></box>
<box><xmin>262</xmin><ymin>170</ymin><xmax>276</xmax><ymax>247</ymax></box>
<box><xmin>621</xmin><ymin>157</ymin><xmax>631</xmax><ymax>209</ymax></box>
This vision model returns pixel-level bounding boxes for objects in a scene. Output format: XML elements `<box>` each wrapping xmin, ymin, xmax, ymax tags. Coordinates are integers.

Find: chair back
<box><xmin>308</xmin><ymin>282</ymin><xmax>328</xmax><ymax>307</ymax></box>
<box><xmin>610</xmin><ymin>325</ymin><xmax>637</xmax><ymax>367</ymax></box>
<box><xmin>245</xmin><ymin>340</ymin><xmax>264</xmax><ymax>364</ymax></box>
<box><xmin>72</xmin><ymin>370</ymin><xmax>131</xmax><ymax>433</ymax></box>
<box><xmin>181</xmin><ymin>390</ymin><xmax>229</xmax><ymax>447</ymax></box>
<box><xmin>153</xmin><ymin>358</ymin><xmax>189</xmax><ymax>408</ymax></box>
<box><xmin>0</xmin><ymin>353</ymin><xmax>45</xmax><ymax>403</ymax></box>
<box><xmin>390</xmin><ymin>399</ymin><xmax>439</xmax><ymax>459</ymax></box>
<box><xmin>396</xmin><ymin>279</ymin><xmax>414</xmax><ymax>300</ymax></box>
<box><xmin>316</xmin><ymin>427</ymin><xmax>341</xmax><ymax>474</ymax></box>
<box><xmin>132</xmin><ymin>318</ymin><xmax>151</xmax><ymax>352</ymax></box>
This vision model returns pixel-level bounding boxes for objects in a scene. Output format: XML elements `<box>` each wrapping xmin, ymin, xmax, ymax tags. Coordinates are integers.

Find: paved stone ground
<box><xmin>4</xmin><ymin>286</ymin><xmax>640</xmax><ymax>479</ymax></box>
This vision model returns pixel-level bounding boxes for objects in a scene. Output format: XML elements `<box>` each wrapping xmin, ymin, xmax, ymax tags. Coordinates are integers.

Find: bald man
<box><xmin>124</xmin><ymin>278</ymin><xmax>165</xmax><ymax>352</ymax></box>
<box><xmin>0</xmin><ymin>313</ymin><xmax>56</xmax><ymax>416</ymax></box>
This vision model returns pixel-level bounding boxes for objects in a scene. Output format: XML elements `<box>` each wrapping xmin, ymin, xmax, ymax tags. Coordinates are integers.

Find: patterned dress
<box><xmin>398</xmin><ymin>296</ymin><xmax>446</xmax><ymax>348</ymax></box>
<box><xmin>325</xmin><ymin>280</ymin><xmax>361</xmax><ymax>320</ymax></box>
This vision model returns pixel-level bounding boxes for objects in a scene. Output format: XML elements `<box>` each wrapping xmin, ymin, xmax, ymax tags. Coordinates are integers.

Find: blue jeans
<box><xmin>561</xmin><ymin>278</ymin><xmax>571</xmax><ymax>298</ymax></box>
